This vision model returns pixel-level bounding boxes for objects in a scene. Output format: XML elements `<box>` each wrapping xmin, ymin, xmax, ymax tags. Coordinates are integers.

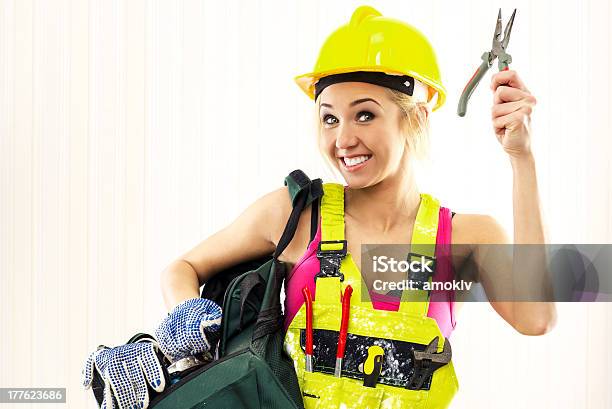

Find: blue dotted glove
<box><xmin>154</xmin><ymin>298</ymin><xmax>222</xmax><ymax>363</ymax></box>
<box><xmin>82</xmin><ymin>340</ymin><xmax>166</xmax><ymax>409</ymax></box>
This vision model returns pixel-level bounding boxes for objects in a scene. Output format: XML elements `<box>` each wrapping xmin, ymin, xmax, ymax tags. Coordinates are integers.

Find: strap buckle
<box><xmin>406</xmin><ymin>252</ymin><xmax>437</xmax><ymax>290</ymax></box>
<box><xmin>315</xmin><ymin>240</ymin><xmax>347</xmax><ymax>281</ymax></box>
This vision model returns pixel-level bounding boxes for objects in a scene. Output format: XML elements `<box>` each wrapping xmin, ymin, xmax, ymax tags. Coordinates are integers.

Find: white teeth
<box><xmin>344</xmin><ymin>155</ymin><xmax>371</xmax><ymax>166</ymax></box>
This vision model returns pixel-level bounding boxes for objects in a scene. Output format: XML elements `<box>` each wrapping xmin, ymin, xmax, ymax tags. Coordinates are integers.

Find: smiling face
<box><xmin>317</xmin><ymin>82</ymin><xmax>411</xmax><ymax>187</ymax></box>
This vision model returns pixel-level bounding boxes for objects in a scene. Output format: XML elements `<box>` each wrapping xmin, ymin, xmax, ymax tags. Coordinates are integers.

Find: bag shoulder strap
<box><xmin>284</xmin><ymin>169</ymin><xmax>323</xmax><ymax>209</ymax></box>
<box><xmin>310</xmin><ymin>195</ymin><xmax>320</xmax><ymax>243</ymax></box>
<box><xmin>274</xmin><ymin>170</ymin><xmax>323</xmax><ymax>259</ymax></box>
<box><xmin>285</xmin><ymin>169</ymin><xmax>323</xmax><ymax>243</ymax></box>
<box><xmin>252</xmin><ymin>171</ymin><xmax>323</xmax><ymax>341</ymax></box>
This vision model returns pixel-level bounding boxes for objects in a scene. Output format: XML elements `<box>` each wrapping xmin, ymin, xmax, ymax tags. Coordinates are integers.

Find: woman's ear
<box><xmin>420</xmin><ymin>104</ymin><xmax>431</xmax><ymax>122</ymax></box>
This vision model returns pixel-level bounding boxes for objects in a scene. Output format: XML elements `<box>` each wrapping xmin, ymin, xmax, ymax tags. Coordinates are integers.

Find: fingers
<box><xmin>200</xmin><ymin>314</ymin><xmax>222</xmax><ymax>335</ymax></box>
<box><xmin>493</xmin><ymin>85</ymin><xmax>534</xmax><ymax>105</ymax></box>
<box><xmin>492</xmin><ymin>98</ymin><xmax>535</xmax><ymax>119</ymax></box>
<box><xmin>199</xmin><ymin>299</ymin><xmax>222</xmax><ymax>338</ymax></box>
<box><xmin>490</xmin><ymin>69</ymin><xmax>536</xmax><ymax>144</ymax></box>
<box><xmin>101</xmin><ymin>375</ymin><xmax>115</xmax><ymax>409</ymax></box>
<box><xmin>142</xmin><ymin>343</ymin><xmax>166</xmax><ymax>393</ymax></box>
<box><xmin>82</xmin><ymin>351</ymin><xmax>96</xmax><ymax>389</ymax></box>
<box><xmin>201</xmin><ymin>298</ymin><xmax>222</xmax><ymax>317</ymax></box>
<box><xmin>490</xmin><ymin>69</ymin><xmax>530</xmax><ymax>93</ymax></box>
<box><xmin>492</xmin><ymin>107</ymin><xmax>531</xmax><ymax>132</ymax></box>
<box><xmin>132</xmin><ymin>356</ymin><xmax>149</xmax><ymax>409</ymax></box>
<box><xmin>107</xmin><ymin>360</ymin><xmax>138</xmax><ymax>409</ymax></box>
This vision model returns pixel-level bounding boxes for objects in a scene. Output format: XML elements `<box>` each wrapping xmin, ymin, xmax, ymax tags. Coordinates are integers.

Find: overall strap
<box><xmin>314</xmin><ymin>183</ymin><xmax>349</xmax><ymax>304</ymax></box>
<box><xmin>316</xmin><ymin>183</ymin><xmax>441</xmax><ymax>318</ymax></box>
<box><xmin>398</xmin><ymin>193</ymin><xmax>440</xmax><ymax>317</ymax></box>
<box><xmin>320</xmin><ymin>183</ymin><xmax>346</xmax><ymax>247</ymax></box>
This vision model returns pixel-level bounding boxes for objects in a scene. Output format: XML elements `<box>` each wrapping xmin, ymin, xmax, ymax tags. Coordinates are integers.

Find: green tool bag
<box><xmin>92</xmin><ymin>169</ymin><xmax>322</xmax><ymax>409</ymax></box>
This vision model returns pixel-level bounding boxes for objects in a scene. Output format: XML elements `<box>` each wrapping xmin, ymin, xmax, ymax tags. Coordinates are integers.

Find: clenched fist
<box><xmin>490</xmin><ymin>69</ymin><xmax>537</xmax><ymax>159</ymax></box>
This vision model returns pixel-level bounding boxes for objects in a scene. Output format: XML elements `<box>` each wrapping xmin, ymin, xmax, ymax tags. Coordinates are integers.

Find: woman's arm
<box><xmin>458</xmin><ymin>70</ymin><xmax>556</xmax><ymax>335</ymax></box>
<box><xmin>504</xmin><ymin>154</ymin><xmax>556</xmax><ymax>334</ymax></box>
<box><xmin>160</xmin><ymin>187</ymin><xmax>291</xmax><ymax>311</ymax></box>
<box><xmin>456</xmin><ymin>213</ymin><xmax>556</xmax><ymax>336</ymax></box>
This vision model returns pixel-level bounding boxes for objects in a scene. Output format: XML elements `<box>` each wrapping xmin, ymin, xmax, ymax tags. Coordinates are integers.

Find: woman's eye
<box><xmin>357</xmin><ymin>111</ymin><xmax>375</xmax><ymax>122</ymax></box>
<box><xmin>323</xmin><ymin>114</ymin><xmax>338</xmax><ymax>125</ymax></box>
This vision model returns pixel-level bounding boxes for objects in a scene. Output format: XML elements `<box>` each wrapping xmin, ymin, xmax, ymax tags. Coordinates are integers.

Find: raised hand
<box><xmin>490</xmin><ymin>69</ymin><xmax>537</xmax><ymax>159</ymax></box>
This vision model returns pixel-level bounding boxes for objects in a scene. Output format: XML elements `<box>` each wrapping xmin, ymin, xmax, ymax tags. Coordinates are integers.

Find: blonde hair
<box><xmin>385</xmin><ymin>88</ymin><xmax>432</xmax><ymax>160</ymax></box>
<box><xmin>314</xmin><ymin>87</ymin><xmax>433</xmax><ymax>173</ymax></box>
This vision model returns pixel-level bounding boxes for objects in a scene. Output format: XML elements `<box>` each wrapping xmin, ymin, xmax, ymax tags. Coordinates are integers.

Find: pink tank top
<box><xmin>283</xmin><ymin>206</ymin><xmax>457</xmax><ymax>338</ymax></box>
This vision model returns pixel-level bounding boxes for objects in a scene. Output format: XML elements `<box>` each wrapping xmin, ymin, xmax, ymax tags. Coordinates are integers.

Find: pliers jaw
<box><xmin>492</xmin><ymin>8</ymin><xmax>516</xmax><ymax>70</ymax></box>
<box><xmin>457</xmin><ymin>8</ymin><xmax>517</xmax><ymax>117</ymax></box>
<box><xmin>501</xmin><ymin>9</ymin><xmax>517</xmax><ymax>50</ymax></box>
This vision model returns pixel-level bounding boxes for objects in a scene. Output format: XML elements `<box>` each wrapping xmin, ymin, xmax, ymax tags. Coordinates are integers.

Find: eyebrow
<box><xmin>320</xmin><ymin>98</ymin><xmax>382</xmax><ymax>109</ymax></box>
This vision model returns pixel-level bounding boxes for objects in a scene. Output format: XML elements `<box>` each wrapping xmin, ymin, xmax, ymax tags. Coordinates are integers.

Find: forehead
<box><xmin>318</xmin><ymin>82</ymin><xmax>391</xmax><ymax>107</ymax></box>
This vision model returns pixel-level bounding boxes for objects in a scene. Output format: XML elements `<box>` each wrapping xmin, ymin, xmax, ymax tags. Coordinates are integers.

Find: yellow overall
<box><xmin>283</xmin><ymin>183</ymin><xmax>459</xmax><ymax>408</ymax></box>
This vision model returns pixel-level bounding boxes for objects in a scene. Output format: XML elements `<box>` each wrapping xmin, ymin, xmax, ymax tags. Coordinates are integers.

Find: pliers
<box><xmin>457</xmin><ymin>8</ymin><xmax>517</xmax><ymax>117</ymax></box>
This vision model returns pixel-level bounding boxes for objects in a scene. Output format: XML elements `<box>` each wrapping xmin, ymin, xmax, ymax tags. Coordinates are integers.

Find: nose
<box><xmin>335</xmin><ymin>122</ymin><xmax>359</xmax><ymax>150</ymax></box>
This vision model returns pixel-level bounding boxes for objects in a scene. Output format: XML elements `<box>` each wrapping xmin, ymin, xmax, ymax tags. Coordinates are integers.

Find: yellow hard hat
<box><xmin>295</xmin><ymin>5</ymin><xmax>446</xmax><ymax>111</ymax></box>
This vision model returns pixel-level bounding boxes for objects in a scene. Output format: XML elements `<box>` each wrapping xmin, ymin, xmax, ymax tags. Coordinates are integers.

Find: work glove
<box><xmin>82</xmin><ymin>340</ymin><xmax>166</xmax><ymax>409</ymax></box>
<box><xmin>154</xmin><ymin>297</ymin><xmax>222</xmax><ymax>363</ymax></box>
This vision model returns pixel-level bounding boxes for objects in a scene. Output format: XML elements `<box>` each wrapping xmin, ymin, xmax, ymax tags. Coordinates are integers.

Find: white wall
<box><xmin>1</xmin><ymin>0</ymin><xmax>610</xmax><ymax>408</ymax></box>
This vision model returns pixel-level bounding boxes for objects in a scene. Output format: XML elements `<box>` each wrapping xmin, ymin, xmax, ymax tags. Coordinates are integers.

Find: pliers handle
<box><xmin>458</xmin><ymin>8</ymin><xmax>516</xmax><ymax>117</ymax></box>
<box><xmin>334</xmin><ymin>285</ymin><xmax>353</xmax><ymax>377</ymax></box>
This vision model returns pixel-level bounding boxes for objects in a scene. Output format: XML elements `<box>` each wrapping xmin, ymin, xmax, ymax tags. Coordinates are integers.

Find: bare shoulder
<box><xmin>177</xmin><ymin>186</ymin><xmax>294</xmax><ymax>284</ymax></box>
<box><xmin>261</xmin><ymin>185</ymin><xmax>295</xmax><ymax>239</ymax></box>
<box><xmin>451</xmin><ymin>213</ymin><xmax>510</xmax><ymax>245</ymax></box>
<box><xmin>237</xmin><ymin>179</ymin><xmax>317</xmax><ymax>269</ymax></box>
<box><xmin>256</xmin><ymin>184</ymin><xmax>313</xmax><ymax>240</ymax></box>
<box><xmin>450</xmin><ymin>213</ymin><xmax>510</xmax><ymax>283</ymax></box>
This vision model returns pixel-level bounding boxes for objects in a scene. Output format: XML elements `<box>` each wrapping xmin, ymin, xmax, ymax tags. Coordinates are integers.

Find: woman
<box><xmin>165</xmin><ymin>6</ymin><xmax>555</xmax><ymax>408</ymax></box>
<box><xmin>85</xmin><ymin>5</ymin><xmax>556</xmax><ymax>409</ymax></box>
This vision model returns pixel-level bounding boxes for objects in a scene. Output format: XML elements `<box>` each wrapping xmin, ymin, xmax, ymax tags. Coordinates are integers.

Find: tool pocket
<box><xmin>339</xmin><ymin>378</ymin><xmax>384</xmax><ymax>409</ymax></box>
<box><xmin>302</xmin><ymin>371</ymin><xmax>383</xmax><ymax>409</ymax></box>
<box><xmin>302</xmin><ymin>371</ymin><xmax>340</xmax><ymax>409</ymax></box>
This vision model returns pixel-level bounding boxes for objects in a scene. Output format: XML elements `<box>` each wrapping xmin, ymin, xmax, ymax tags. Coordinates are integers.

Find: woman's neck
<box><xmin>344</xmin><ymin>168</ymin><xmax>421</xmax><ymax>233</ymax></box>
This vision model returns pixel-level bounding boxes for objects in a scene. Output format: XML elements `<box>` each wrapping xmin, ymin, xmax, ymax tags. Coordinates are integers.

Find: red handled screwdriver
<box><xmin>334</xmin><ymin>285</ymin><xmax>353</xmax><ymax>377</ymax></box>
<box><xmin>302</xmin><ymin>286</ymin><xmax>314</xmax><ymax>372</ymax></box>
